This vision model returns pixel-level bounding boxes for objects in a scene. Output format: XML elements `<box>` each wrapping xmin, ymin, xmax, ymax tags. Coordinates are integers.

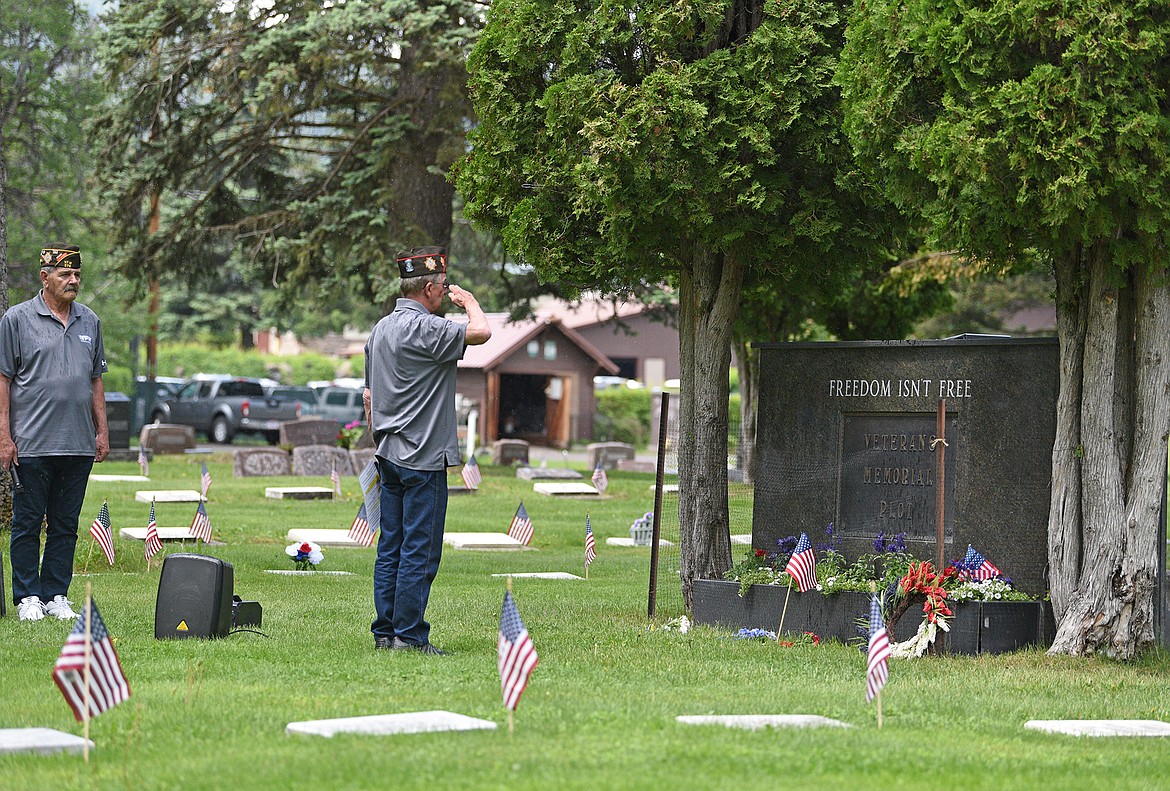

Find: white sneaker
<box><xmin>44</xmin><ymin>595</ymin><xmax>78</xmax><ymax>620</ymax></box>
<box><xmin>17</xmin><ymin>596</ymin><xmax>45</xmax><ymax>622</ymax></box>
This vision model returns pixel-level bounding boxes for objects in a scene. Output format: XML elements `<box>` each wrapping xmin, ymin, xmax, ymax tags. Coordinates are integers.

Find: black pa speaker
<box><xmin>155</xmin><ymin>553</ymin><xmax>234</xmax><ymax>639</ymax></box>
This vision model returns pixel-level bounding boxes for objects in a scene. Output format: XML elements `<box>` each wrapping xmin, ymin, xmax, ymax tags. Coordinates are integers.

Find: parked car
<box><xmin>135</xmin><ymin>375</ymin><xmax>186</xmax><ymax>399</ymax></box>
<box><xmin>266</xmin><ymin>385</ymin><xmax>321</xmax><ymax>417</ymax></box>
<box><xmin>316</xmin><ymin>386</ymin><xmax>366</xmax><ymax>425</ymax></box>
<box><xmin>151</xmin><ymin>377</ymin><xmax>302</xmax><ymax>443</ymax></box>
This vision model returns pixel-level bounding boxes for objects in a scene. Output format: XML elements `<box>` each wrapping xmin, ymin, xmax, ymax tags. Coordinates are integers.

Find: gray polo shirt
<box><xmin>0</xmin><ymin>292</ymin><xmax>107</xmax><ymax>456</ymax></box>
<box><xmin>365</xmin><ymin>299</ymin><xmax>466</xmax><ymax>471</ymax></box>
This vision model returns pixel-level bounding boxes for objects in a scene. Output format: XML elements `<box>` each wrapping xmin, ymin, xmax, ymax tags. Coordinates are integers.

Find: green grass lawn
<box><xmin>2</xmin><ymin>452</ymin><xmax>1170</xmax><ymax>790</ymax></box>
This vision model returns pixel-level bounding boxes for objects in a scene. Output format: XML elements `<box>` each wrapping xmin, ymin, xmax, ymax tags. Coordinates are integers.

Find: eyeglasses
<box><xmin>436</xmin><ymin>280</ymin><xmax>451</xmax><ymax>292</ymax></box>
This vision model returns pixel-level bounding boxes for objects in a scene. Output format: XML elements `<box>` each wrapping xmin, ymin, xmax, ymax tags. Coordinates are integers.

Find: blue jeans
<box><xmin>371</xmin><ymin>457</ymin><xmax>448</xmax><ymax>645</ymax></box>
<box><xmin>10</xmin><ymin>455</ymin><xmax>94</xmax><ymax>605</ymax></box>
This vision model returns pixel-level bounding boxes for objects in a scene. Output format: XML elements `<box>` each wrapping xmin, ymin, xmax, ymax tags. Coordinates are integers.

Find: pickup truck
<box><xmin>150</xmin><ymin>377</ymin><xmax>302</xmax><ymax>444</ymax></box>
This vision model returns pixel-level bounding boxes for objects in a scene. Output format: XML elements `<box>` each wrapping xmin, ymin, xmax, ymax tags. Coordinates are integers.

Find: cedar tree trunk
<box><xmin>1047</xmin><ymin>247</ymin><xmax>1170</xmax><ymax>658</ymax></box>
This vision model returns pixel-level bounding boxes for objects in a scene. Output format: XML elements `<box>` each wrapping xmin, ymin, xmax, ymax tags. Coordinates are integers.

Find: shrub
<box><xmin>594</xmin><ymin>387</ymin><xmax>652</xmax><ymax>445</ymax></box>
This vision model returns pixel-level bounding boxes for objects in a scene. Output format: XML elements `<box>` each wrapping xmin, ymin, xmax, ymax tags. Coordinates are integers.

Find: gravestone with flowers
<box><xmin>691</xmin><ymin>336</ymin><xmax>1107</xmax><ymax>654</ymax></box>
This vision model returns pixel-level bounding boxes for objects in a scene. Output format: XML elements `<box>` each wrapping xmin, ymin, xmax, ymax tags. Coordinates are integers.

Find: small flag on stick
<box><xmin>498</xmin><ymin>590</ymin><xmax>538</xmax><ymax>712</ymax></box>
<box><xmin>866</xmin><ymin>592</ymin><xmax>891</xmax><ymax>707</ymax></box>
<box><xmin>330</xmin><ymin>460</ymin><xmax>341</xmax><ymax>496</ymax></box>
<box><xmin>584</xmin><ymin>515</ymin><xmax>596</xmax><ymax>573</ymax></box>
<box><xmin>53</xmin><ymin>596</ymin><xmax>131</xmax><ymax>722</ymax></box>
<box><xmin>190</xmin><ymin>501</ymin><xmax>212</xmax><ymax>543</ymax></box>
<box><xmin>144</xmin><ymin>500</ymin><xmax>162</xmax><ymax>561</ymax></box>
<box><xmin>89</xmin><ymin>501</ymin><xmax>115</xmax><ymax>566</ymax></box>
<box><xmin>784</xmin><ymin>532</ymin><xmax>817</xmax><ymax>592</ymax></box>
<box><xmin>591</xmin><ymin>460</ymin><xmax>608</xmax><ymax>494</ymax></box>
<box><xmin>959</xmin><ymin>544</ymin><xmax>1001</xmax><ymax>581</ymax></box>
<box><xmin>347</xmin><ymin>502</ymin><xmax>375</xmax><ymax>547</ymax></box>
<box><xmin>461</xmin><ymin>454</ymin><xmax>481</xmax><ymax>490</ymax></box>
<box><xmin>200</xmin><ymin>461</ymin><xmax>212</xmax><ymax>498</ymax></box>
<box><xmin>507</xmin><ymin>502</ymin><xmax>533</xmax><ymax>546</ymax></box>
<box><xmin>137</xmin><ymin>446</ymin><xmax>149</xmax><ymax>477</ymax></box>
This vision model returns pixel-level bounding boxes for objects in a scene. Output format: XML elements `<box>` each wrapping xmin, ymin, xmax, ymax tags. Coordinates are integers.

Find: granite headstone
<box><xmin>752</xmin><ymin>337</ymin><xmax>1058</xmax><ymax>596</ymax></box>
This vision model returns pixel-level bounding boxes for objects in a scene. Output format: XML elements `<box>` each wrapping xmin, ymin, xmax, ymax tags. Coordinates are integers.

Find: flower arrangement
<box><xmin>336</xmin><ymin>420</ymin><xmax>365</xmax><ymax>449</ymax></box>
<box><xmin>286</xmin><ymin>541</ymin><xmax>324</xmax><ymax>571</ymax></box>
<box><xmin>725</xmin><ymin>524</ymin><xmax>1035</xmax><ymax>655</ymax></box>
<box><xmin>733</xmin><ymin>628</ymin><xmax>821</xmax><ymax>647</ymax></box>
<box><xmin>725</xmin><ymin>524</ymin><xmax>916</xmax><ymax>597</ymax></box>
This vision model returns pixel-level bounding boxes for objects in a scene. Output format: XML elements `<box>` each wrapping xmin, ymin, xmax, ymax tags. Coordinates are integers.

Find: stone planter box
<box><xmin>691</xmin><ymin>579</ymin><xmax>1053</xmax><ymax>655</ymax></box>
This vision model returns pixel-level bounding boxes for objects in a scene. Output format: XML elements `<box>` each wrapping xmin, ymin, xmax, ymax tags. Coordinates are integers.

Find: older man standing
<box><xmin>364</xmin><ymin>246</ymin><xmax>490</xmax><ymax>654</ymax></box>
<box><xmin>0</xmin><ymin>244</ymin><xmax>109</xmax><ymax>621</ymax></box>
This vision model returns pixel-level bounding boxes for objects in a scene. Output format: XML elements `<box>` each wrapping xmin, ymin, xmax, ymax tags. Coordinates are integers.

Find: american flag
<box><xmin>200</xmin><ymin>461</ymin><xmax>212</xmax><ymax>498</ymax></box>
<box><xmin>461</xmin><ymin>454</ymin><xmax>482</xmax><ymax>489</ymax></box>
<box><xmin>507</xmin><ymin>502</ymin><xmax>533</xmax><ymax>546</ymax></box>
<box><xmin>347</xmin><ymin>502</ymin><xmax>375</xmax><ymax>547</ymax></box>
<box><xmin>498</xmin><ymin>591</ymin><xmax>538</xmax><ymax>711</ymax></box>
<box><xmin>866</xmin><ymin>593</ymin><xmax>891</xmax><ymax>703</ymax></box>
<box><xmin>960</xmin><ymin>544</ymin><xmax>1001</xmax><ymax>581</ymax></box>
<box><xmin>330</xmin><ymin>460</ymin><xmax>341</xmax><ymax>496</ymax></box>
<box><xmin>144</xmin><ymin>500</ymin><xmax>162</xmax><ymax>561</ymax></box>
<box><xmin>591</xmin><ymin>461</ymin><xmax>608</xmax><ymax>494</ymax></box>
<box><xmin>784</xmin><ymin>532</ymin><xmax>817</xmax><ymax>592</ymax></box>
<box><xmin>137</xmin><ymin>446</ymin><xmax>149</xmax><ymax>477</ymax></box>
<box><xmin>52</xmin><ymin>598</ymin><xmax>131</xmax><ymax>721</ymax></box>
<box><xmin>585</xmin><ymin>515</ymin><xmax>597</xmax><ymax>569</ymax></box>
<box><xmin>89</xmin><ymin>501</ymin><xmax>115</xmax><ymax>566</ymax></box>
<box><xmin>190</xmin><ymin>501</ymin><xmax>212</xmax><ymax>543</ymax></box>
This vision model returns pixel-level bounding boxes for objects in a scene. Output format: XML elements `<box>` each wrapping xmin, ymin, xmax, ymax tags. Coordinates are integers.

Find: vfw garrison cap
<box><xmin>40</xmin><ymin>244</ymin><xmax>82</xmax><ymax>270</ymax></box>
<box><xmin>397</xmin><ymin>246</ymin><xmax>447</xmax><ymax>279</ymax></box>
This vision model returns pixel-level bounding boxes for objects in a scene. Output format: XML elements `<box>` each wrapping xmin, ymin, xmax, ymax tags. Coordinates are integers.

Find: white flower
<box><xmin>678</xmin><ymin>616</ymin><xmax>690</xmax><ymax>635</ymax></box>
<box><xmin>286</xmin><ymin>541</ymin><xmax>324</xmax><ymax>567</ymax></box>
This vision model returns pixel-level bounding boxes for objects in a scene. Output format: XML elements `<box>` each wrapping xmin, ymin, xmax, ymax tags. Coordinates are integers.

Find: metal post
<box><xmin>648</xmin><ymin>392</ymin><xmax>671</xmax><ymax>618</ymax></box>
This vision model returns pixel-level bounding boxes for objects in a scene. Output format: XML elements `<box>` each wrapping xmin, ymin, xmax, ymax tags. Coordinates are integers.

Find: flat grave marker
<box><xmin>1024</xmin><ymin>720</ymin><xmax>1170</xmax><ymax>737</ymax></box>
<box><xmin>286</xmin><ymin>528</ymin><xmax>364</xmax><ymax>547</ymax></box>
<box><xmin>265</xmin><ymin>486</ymin><xmax>333</xmax><ymax>500</ymax></box>
<box><xmin>0</xmin><ymin>728</ymin><xmax>94</xmax><ymax>755</ymax></box>
<box><xmin>676</xmin><ymin>715</ymin><xmax>851</xmax><ymax>730</ymax></box>
<box><xmin>533</xmin><ymin>482</ymin><xmax>599</xmax><ymax>497</ymax></box>
<box><xmin>490</xmin><ymin>572</ymin><xmax>583</xmax><ymax>580</ymax></box>
<box><xmin>265</xmin><ymin>570</ymin><xmax>355</xmax><ymax>576</ymax></box>
<box><xmin>119</xmin><ymin>527</ymin><xmax>219</xmax><ymax>543</ymax></box>
<box><xmin>135</xmin><ymin>489</ymin><xmax>205</xmax><ymax>503</ymax></box>
<box><xmin>90</xmin><ymin>474</ymin><xmax>150</xmax><ymax>482</ymax></box>
<box><xmin>444</xmin><ymin>532</ymin><xmax>527</xmax><ymax>550</ymax></box>
<box><xmin>606</xmin><ymin>537</ymin><xmax>673</xmax><ymax>547</ymax></box>
<box><xmin>287</xmin><ymin>711</ymin><xmax>497</xmax><ymax>738</ymax></box>
<box><xmin>516</xmin><ymin>467</ymin><xmax>582</xmax><ymax>481</ymax></box>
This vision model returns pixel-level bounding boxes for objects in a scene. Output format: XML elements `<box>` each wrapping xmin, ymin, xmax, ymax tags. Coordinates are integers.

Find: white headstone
<box><xmin>605</xmin><ymin>537</ymin><xmax>674</xmax><ymax>547</ymax></box>
<box><xmin>533</xmin><ymin>482</ymin><xmax>599</xmax><ymax>496</ymax></box>
<box><xmin>265</xmin><ymin>569</ymin><xmax>355</xmax><ymax>576</ymax></box>
<box><xmin>444</xmin><ymin>532</ymin><xmax>527</xmax><ymax>550</ymax></box>
<box><xmin>490</xmin><ymin>572</ymin><xmax>583</xmax><ymax>580</ymax></box>
<box><xmin>1024</xmin><ymin>720</ymin><xmax>1170</xmax><ymax>737</ymax></box>
<box><xmin>287</xmin><ymin>529</ymin><xmax>364</xmax><ymax>547</ymax></box>
<box><xmin>286</xmin><ymin>711</ymin><xmax>497</xmax><ymax>737</ymax></box>
<box><xmin>676</xmin><ymin>715</ymin><xmax>851</xmax><ymax>730</ymax></box>
<box><xmin>135</xmin><ymin>489</ymin><xmax>205</xmax><ymax>503</ymax></box>
<box><xmin>120</xmin><ymin>527</ymin><xmax>200</xmax><ymax>541</ymax></box>
<box><xmin>0</xmin><ymin>728</ymin><xmax>95</xmax><ymax>755</ymax></box>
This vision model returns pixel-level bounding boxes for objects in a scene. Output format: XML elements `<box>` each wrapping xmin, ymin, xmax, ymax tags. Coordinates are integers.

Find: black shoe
<box><xmin>374</xmin><ymin>636</ymin><xmax>396</xmax><ymax>650</ymax></box>
<box><xmin>392</xmin><ymin>636</ymin><xmax>449</xmax><ymax>655</ymax></box>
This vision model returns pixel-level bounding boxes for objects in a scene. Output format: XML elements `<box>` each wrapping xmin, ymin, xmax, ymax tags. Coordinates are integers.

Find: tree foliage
<box><xmin>92</xmin><ymin>0</ymin><xmax>481</xmax><ymax>312</ymax></box>
<box><xmin>458</xmin><ymin>0</ymin><xmax>914</xmax><ymax>604</ymax></box>
<box><xmin>839</xmin><ymin>0</ymin><xmax>1170</xmax><ymax>657</ymax></box>
<box><xmin>1</xmin><ymin>0</ymin><xmax>99</xmax><ymax>306</ymax></box>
